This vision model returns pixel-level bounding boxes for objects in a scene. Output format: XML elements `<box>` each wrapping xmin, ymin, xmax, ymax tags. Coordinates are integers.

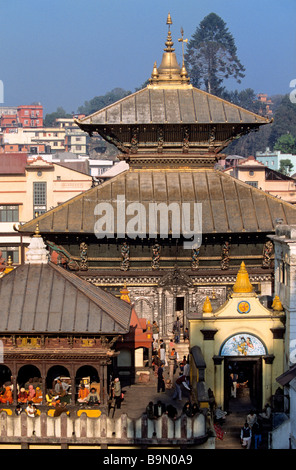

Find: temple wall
<box><xmin>0</xmin><ymin>411</ymin><xmax>210</xmax><ymax>448</ymax></box>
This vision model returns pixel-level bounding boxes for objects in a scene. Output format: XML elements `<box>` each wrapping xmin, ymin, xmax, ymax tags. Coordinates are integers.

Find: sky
<box><xmin>0</xmin><ymin>0</ymin><xmax>295</xmax><ymax>115</ymax></box>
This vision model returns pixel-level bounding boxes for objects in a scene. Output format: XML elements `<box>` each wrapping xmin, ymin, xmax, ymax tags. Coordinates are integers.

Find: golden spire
<box><xmin>272</xmin><ymin>295</ymin><xmax>283</xmax><ymax>312</ymax></box>
<box><xmin>203</xmin><ymin>296</ymin><xmax>213</xmax><ymax>313</ymax></box>
<box><xmin>3</xmin><ymin>256</ymin><xmax>14</xmax><ymax>275</ymax></box>
<box><xmin>178</xmin><ymin>27</ymin><xmax>189</xmax><ymax>81</ymax></box>
<box><xmin>232</xmin><ymin>262</ymin><xmax>253</xmax><ymax>293</ymax></box>
<box><xmin>149</xmin><ymin>14</ymin><xmax>190</xmax><ymax>87</ymax></box>
<box><xmin>34</xmin><ymin>223</ymin><xmax>41</xmax><ymax>238</ymax></box>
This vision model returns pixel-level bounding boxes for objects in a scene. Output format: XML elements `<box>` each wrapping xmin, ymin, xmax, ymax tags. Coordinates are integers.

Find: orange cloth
<box><xmin>0</xmin><ymin>387</ymin><xmax>13</xmax><ymax>404</ymax></box>
<box><xmin>78</xmin><ymin>387</ymin><xmax>89</xmax><ymax>400</ymax></box>
<box><xmin>33</xmin><ymin>388</ymin><xmax>43</xmax><ymax>403</ymax></box>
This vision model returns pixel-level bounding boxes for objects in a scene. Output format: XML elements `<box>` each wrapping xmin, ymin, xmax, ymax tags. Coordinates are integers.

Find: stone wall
<box><xmin>0</xmin><ymin>411</ymin><xmax>210</xmax><ymax>448</ymax></box>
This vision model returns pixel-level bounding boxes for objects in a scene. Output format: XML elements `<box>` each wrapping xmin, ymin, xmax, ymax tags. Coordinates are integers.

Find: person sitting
<box><xmin>27</xmin><ymin>384</ymin><xmax>36</xmax><ymax>402</ymax></box>
<box><xmin>192</xmin><ymin>403</ymin><xmax>200</xmax><ymax>415</ymax></box>
<box><xmin>259</xmin><ymin>403</ymin><xmax>272</xmax><ymax>421</ymax></box>
<box><xmin>0</xmin><ymin>386</ymin><xmax>13</xmax><ymax>405</ymax></box>
<box><xmin>214</xmin><ymin>406</ymin><xmax>227</xmax><ymax>424</ymax></box>
<box><xmin>26</xmin><ymin>401</ymin><xmax>38</xmax><ymax>417</ymax></box>
<box><xmin>146</xmin><ymin>401</ymin><xmax>155</xmax><ymax>419</ymax></box>
<box><xmin>45</xmin><ymin>389</ymin><xmax>60</xmax><ymax>407</ymax></box>
<box><xmin>33</xmin><ymin>387</ymin><xmax>43</xmax><ymax>404</ymax></box>
<box><xmin>85</xmin><ymin>387</ymin><xmax>100</xmax><ymax>406</ymax></box>
<box><xmin>154</xmin><ymin>400</ymin><xmax>166</xmax><ymax>418</ymax></box>
<box><xmin>183</xmin><ymin>401</ymin><xmax>194</xmax><ymax>417</ymax></box>
<box><xmin>77</xmin><ymin>384</ymin><xmax>89</xmax><ymax>404</ymax></box>
<box><xmin>15</xmin><ymin>404</ymin><xmax>23</xmax><ymax>416</ymax></box>
<box><xmin>18</xmin><ymin>388</ymin><xmax>28</xmax><ymax>404</ymax></box>
<box><xmin>166</xmin><ymin>404</ymin><xmax>178</xmax><ymax>420</ymax></box>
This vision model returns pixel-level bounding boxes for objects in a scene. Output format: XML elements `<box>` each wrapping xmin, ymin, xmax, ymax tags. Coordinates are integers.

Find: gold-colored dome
<box><xmin>233</xmin><ymin>262</ymin><xmax>253</xmax><ymax>293</ymax></box>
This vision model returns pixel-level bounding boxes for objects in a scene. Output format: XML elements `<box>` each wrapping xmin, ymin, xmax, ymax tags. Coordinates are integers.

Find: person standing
<box><xmin>230</xmin><ymin>372</ymin><xmax>238</xmax><ymax>398</ymax></box>
<box><xmin>169</xmin><ymin>348</ymin><xmax>177</xmax><ymax>383</ymax></box>
<box><xmin>152</xmin><ymin>321</ymin><xmax>159</xmax><ymax>343</ymax></box>
<box><xmin>113</xmin><ymin>377</ymin><xmax>122</xmax><ymax>409</ymax></box>
<box><xmin>240</xmin><ymin>422</ymin><xmax>252</xmax><ymax>449</ymax></box>
<box><xmin>252</xmin><ymin>419</ymin><xmax>263</xmax><ymax>449</ymax></box>
<box><xmin>157</xmin><ymin>362</ymin><xmax>165</xmax><ymax>393</ymax></box>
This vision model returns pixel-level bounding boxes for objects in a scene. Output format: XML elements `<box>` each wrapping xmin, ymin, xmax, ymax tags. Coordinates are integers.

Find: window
<box><xmin>33</xmin><ymin>182</ymin><xmax>46</xmax><ymax>216</ymax></box>
<box><xmin>245</xmin><ymin>181</ymin><xmax>258</xmax><ymax>188</ymax></box>
<box><xmin>0</xmin><ymin>205</ymin><xmax>19</xmax><ymax>222</ymax></box>
<box><xmin>0</xmin><ymin>246</ymin><xmax>19</xmax><ymax>263</ymax></box>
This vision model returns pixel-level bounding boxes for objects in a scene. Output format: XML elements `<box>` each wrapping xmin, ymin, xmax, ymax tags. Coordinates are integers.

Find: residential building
<box><xmin>223</xmin><ymin>155</ymin><xmax>296</xmax><ymax>204</ymax></box>
<box><xmin>0</xmin><ymin>153</ymin><xmax>93</xmax><ymax>265</ymax></box>
<box><xmin>256</xmin><ymin>147</ymin><xmax>296</xmax><ymax>171</ymax></box>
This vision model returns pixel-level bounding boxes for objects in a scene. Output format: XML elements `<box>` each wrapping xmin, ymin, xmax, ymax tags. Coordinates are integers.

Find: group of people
<box><xmin>146</xmin><ymin>399</ymin><xmax>199</xmax><ymax>422</ymax></box>
<box><xmin>240</xmin><ymin>404</ymin><xmax>272</xmax><ymax>449</ymax></box>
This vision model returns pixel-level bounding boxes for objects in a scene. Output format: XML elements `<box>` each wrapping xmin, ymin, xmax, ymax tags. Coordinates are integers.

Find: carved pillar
<box><xmin>263</xmin><ymin>355</ymin><xmax>274</xmax><ymax>405</ymax></box>
<box><xmin>103</xmin><ymin>363</ymin><xmax>108</xmax><ymax>405</ymax></box>
<box><xmin>221</xmin><ymin>241</ymin><xmax>230</xmax><ymax>270</ymax></box>
<box><xmin>213</xmin><ymin>356</ymin><xmax>224</xmax><ymax>408</ymax></box>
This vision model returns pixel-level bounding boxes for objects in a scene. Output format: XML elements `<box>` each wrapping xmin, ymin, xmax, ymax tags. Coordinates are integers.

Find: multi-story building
<box><xmin>223</xmin><ymin>155</ymin><xmax>296</xmax><ymax>204</ymax></box>
<box><xmin>0</xmin><ymin>153</ymin><xmax>93</xmax><ymax>265</ymax></box>
<box><xmin>0</xmin><ymin>104</ymin><xmax>43</xmax><ymax>133</ymax></box>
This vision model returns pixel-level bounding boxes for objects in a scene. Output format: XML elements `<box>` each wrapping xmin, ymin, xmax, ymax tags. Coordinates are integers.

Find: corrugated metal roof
<box><xmin>0</xmin><ymin>262</ymin><xmax>131</xmax><ymax>334</ymax></box>
<box><xmin>18</xmin><ymin>168</ymin><xmax>296</xmax><ymax>235</ymax></box>
<box><xmin>78</xmin><ymin>87</ymin><xmax>270</xmax><ymax>126</ymax></box>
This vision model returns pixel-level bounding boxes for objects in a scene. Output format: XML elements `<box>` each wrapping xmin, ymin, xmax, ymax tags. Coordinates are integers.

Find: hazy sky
<box><xmin>1</xmin><ymin>0</ymin><xmax>295</xmax><ymax>115</ymax></box>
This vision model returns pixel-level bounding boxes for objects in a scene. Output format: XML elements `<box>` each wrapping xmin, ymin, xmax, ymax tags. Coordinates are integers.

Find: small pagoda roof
<box><xmin>0</xmin><ymin>262</ymin><xmax>132</xmax><ymax>334</ymax></box>
<box><xmin>18</xmin><ymin>168</ymin><xmax>296</xmax><ymax>236</ymax></box>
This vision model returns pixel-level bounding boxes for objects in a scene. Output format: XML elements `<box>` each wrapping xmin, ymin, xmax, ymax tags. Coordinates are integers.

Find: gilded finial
<box><xmin>272</xmin><ymin>295</ymin><xmax>283</xmax><ymax>312</ymax></box>
<box><xmin>120</xmin><ymin>283</ymin><xmax>131</xmax><ymax>303</ymax></box>
<box><xmin>233</xmin><ymin>261</ymin><xmax>253</xmax><ymax>293</ymax></box>
<box><xmin>166</xmin><ymin>13</ymin><xmax>172</xmax><ymax>26</ymax></box>
<box><xmin>34</xmin><ymin>224</ymin><xmax>41</xmax><ymax>238</ymax></box>
<box><xmin>203</xmin><ymin>296</ymin><xmax>213</xmax><ymax>313</ymax></box>
<box><xmin>3</xmin><ymin>256</ymin><xmax>14</xmax><ymax>275</ymax></box>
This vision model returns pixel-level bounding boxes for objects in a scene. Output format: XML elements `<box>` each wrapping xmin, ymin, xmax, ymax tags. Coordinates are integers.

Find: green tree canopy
<box><xmin>274</xmin><ymin>134</ymin><xmax>296</xmax><ymax>154</ymax></box>
<box><xmin>279</xmin><ymin>158</ymin><xmax>294</xmax><ymax>176</ymax></box>
<box><xmin>185</xmin><ymin>12</ymin><xmax>245</xmax><ymax>96</ymax></box>
<box><xmin>268</xmin><ymin>94</ymin><xmax>296</xmax><ymax>148</ymax></box>
<box><xmin>78</xmin><ymin>88</ymin><xmax>131</xmax><ymax>116</ymax></box>
<box><xmin>44</xmin><ymin>107</ymin><xmax>72</xmax><ymax>127</ymax></box>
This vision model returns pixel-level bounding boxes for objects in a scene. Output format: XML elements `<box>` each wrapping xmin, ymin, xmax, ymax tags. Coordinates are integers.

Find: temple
<box><xmin>13</xmin><ymin>14</ymin><xmax>296</xmax><ymax>415</ymax></box>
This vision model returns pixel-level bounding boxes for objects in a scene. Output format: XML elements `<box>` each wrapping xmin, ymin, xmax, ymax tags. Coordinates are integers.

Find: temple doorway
<box><xmin>224</xmin><ymin>357</ymin><xmax>262</xmax><ymax>413</ymax></box>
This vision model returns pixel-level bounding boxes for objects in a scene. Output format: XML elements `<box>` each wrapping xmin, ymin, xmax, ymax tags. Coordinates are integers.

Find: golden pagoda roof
<box><xmin>17</xmin><ymin>167</ymin><xmax>296</xmax><ymax>235</ymax></box>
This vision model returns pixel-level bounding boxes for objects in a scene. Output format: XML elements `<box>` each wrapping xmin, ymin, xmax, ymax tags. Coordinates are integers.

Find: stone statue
<box><xmin>120</xmin><ymin>242</ymin><xmax>130</xmax><ymax>271</ymax></box>
<box><xmin>152</xmin><ymin>243</ymin><xmax>161</xmax><ymax>270</ymax></box>
<box><xmin>221</xmin><ymin>241</ymin><xmax>230</xmax><ymax>270</ymax></box>
<box><xmin>79</xmin><ymin>242</ymin><xmax>88</xmax><ymax>271</ymax></box>
<box><xmin>191</xmin><ymin>246</ymin><xmax>200</xmax><ymax>270</ymax></box>
<box><xmin>262</xmin><ymin>240</ymin><xmax>273</xmax><ymax>268</ymax></box>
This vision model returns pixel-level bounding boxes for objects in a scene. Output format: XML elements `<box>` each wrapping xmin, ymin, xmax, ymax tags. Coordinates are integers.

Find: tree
<box><xmin>78</xmin><ymin>88</ymin><xmax>131</xmax><ymax>116</ymax></box>
<box><xmin>268</xmin><ymin>94</ymin><xmax>296</xmax><ymax>149</ymax></box>
<box><xmin>274</xmin><ymin>134</ymin><xmax>296</xmax><ymax>154</ymax></box>
<box><xmin>279</xmin><ymin>158</ymin><xmax>294</xmax><ymax>176</ymax></box>
<box><xmin>44</xmin><ymin>107</ymin><xmax>72</xmax><ymax>127</ymax></box>
<box><xmin>185</xmin><ymin>13</ymin><xmax>245</xmax><ymax>96</ymax></box>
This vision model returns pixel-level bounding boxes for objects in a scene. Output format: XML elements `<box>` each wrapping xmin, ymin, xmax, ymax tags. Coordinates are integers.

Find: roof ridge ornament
<box><xmin>149</xmin><ymin>14</ymin><xmax>190</xmax><ymax>87</ymax></box>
